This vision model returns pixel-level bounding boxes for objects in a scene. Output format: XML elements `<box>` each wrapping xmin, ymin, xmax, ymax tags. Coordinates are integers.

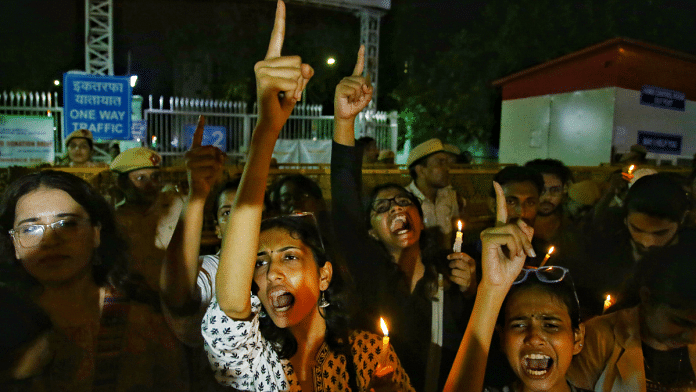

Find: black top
<box><xmin>330</xmin><ymin>142</ymin><xmax>474</xmax><ymax>391</ymax></box>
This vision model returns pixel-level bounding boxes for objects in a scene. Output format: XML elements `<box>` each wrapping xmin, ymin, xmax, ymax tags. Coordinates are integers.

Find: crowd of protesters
<box><xmin>2</xmin><ymin>2</ymin><xmax>696</xmax><ymax>392</ymax></box>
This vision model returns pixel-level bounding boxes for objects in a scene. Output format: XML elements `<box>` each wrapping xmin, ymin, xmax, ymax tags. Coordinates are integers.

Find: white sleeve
<box><xmin>197</xmin><ymin>254</ymin><xmax>219</xmax><ymax>307</ymax></box>
<box><xmin>202</xmin><ymin>295</ymin><xmax>290</xmax><ymax>391</ymax></box>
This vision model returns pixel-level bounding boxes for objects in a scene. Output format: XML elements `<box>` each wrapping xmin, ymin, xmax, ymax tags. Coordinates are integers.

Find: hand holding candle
<box><xmin>453</xmin><ymin>220</ymin><xmax>463</xmax><ymax>253</ymax></box>
<box><xmin>540</xmin><ymin>245</ymin><xmax>555</xmax><ymax>267</ymax></box>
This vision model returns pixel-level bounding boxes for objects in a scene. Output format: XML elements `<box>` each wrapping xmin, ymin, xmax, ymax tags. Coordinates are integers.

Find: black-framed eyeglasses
<box><xmin>262</xmin><ymin>211</ymin><xmax>326</xmax><ymax>252</ymax></box>
<box><xmin>372</xmin><ymin>195</ymin><xmax>413</xmax><ymax>214</ymax></box>
<box><xmin>9</xmin><ymin>217</ymin><xmax>92</xmax><ymax>248</ymax></box>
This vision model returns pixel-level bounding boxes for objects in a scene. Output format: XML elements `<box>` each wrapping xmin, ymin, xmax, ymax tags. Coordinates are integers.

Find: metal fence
<box><xmin>0</xmin><ymin>91</ymin><xmax>398</xmax><ymax>165</ymax></box>
<box><xmin>0</xmin><ymin>91</ymin><xmax>64</xmax><ymax>154</ymax></box>
<box><xmin>145</xmin><ymin>95</ymin><xmax>398</xmax><ymax>164</ymax></box>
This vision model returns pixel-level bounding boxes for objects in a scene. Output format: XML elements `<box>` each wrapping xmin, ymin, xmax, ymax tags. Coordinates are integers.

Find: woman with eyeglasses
<box><xmin>201</xmin><ymin>3</ymin><xmax>413</xmax><ymax>391</ymax></box>
<box><xmin>0</xmin><ymin>170</ymin><xmax>189</xmax><ymax>391</ymax></box>
<box><xmin>567</xmin><ymin>241</ymin><xmax>696</xmax><ymax>392</ymax></box>
<box><xmin>330</xmin><ymin>44</ymin><xmax>476</xmax><ymax>392</ymax></box>
<box><xmin>444</xmin><ymin>183</ymin><xmax>590</xmax><ymax>392</ymax></box>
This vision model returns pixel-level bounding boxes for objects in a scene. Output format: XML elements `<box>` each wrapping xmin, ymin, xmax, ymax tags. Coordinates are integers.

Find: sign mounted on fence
<box><xmin>183</xmin><ymin>123</ymin><xmax>227</xmax><ymax>151</ymax></box>
<box><xmin>640</xmin><ymin>85</ymin><xmax>686</xmax><ymax>111</ymax></box>
<box><xmin>637</xmin><ymin>130</ymin><xmax>682</xmax><ymax>155</ymax></box>
<box><xmin>0</xmin><ymin>115</ymin><xmax>55</xmax><ymax>167</ymax></box>
<box><xmin>63</xmin><ymin>73</ymin><xmax>132</xmax><ymax>141</ymax></box>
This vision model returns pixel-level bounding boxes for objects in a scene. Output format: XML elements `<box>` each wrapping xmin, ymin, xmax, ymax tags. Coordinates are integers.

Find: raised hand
<box><xmin>185</xmin><ymin>115</ymin><xmax>225</xmax><ymax>201</ymax></box>
<box><xmin>254</xmin><ymin>0</ymin><xmax>314</xmax><ymax>132</ymax></box>
<box><xmin>334</xmin><ymin>45</ymin><xmax>373</xmax><ymax>122</ymax></box>
<box><xmin>479</xmin><ymin>182</ymin><xmax>534</xmax><ymax>289</ymax></box>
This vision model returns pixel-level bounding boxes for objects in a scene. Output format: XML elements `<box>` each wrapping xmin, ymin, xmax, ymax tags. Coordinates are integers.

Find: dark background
<box><xmin>2</xmin><ymin>0</ymin><xmax>696</xmax><ymax>149</ymax></box>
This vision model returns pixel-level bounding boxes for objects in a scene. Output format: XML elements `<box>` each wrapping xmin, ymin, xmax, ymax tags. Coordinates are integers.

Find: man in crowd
<box><xmin>579</xmin><ymin>173</ymin><xmax>695</xmax><ymax>314</ymax></box>
<box><xmin>406</xmin><ymin>138</ymin><xmax>465</xmax><ymax>243</ymax></box>
<box><xmin>110</xmin><ymin>147</ymin><xmax>184</xmax><ymax>290</ymax></box>
<box><xmin>524</xmin><ymin>159</ymin><xmax>585</xmax><ymax>263</ymax></box>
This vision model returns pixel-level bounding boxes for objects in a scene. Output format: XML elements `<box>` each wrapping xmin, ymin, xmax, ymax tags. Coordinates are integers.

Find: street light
<box><xmin>54</xmin><ymin>80</ymin><xmax>60</xmax><ymax>86</ymax></box>
<box><xmin>130</xmin><ymin>75</ymin><xmax>138</xmax><ymax>88</ymax></box>
<box><xmin>326</xmin><ymin>57</ymin><xmax>336</xmax><ymax>66</ymax></box>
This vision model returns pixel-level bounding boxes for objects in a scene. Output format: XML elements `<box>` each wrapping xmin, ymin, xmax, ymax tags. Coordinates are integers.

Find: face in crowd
<box><xmin>501</xmin><ymin>181</ymin><xmax>540</xmax><ymax>226</ymax></box>
<box><xmin>368</xmin><ymin>186</ymin><xmax>424</xmax><ymax>253</ymax></box>
<box><xmin>11</xmin><ymin>186</ymin><xmax>101</xmax><ymax>285</ymax></box>
<box><xmin>415</xmin><ymin>152</ymin><xmax>451</xmax><ymax>189</ymax></box>
<box><xmin>67</xmin><ymin>138</ymin><xmax>92</xmax><ymax>165</ymax></box>
<box><xmin>625</xmin><ymin>211</ymin><xmax>679</xmax><ymax>257</ymax></box>
<box><xmin>253</xmin><ymin>224</ymin><xmax>332</xmax><ymax>331</ymax></box>
<box><xmin>215</xmin><ymin>188</ymin><xmax>237</xmax><ymax>239</ymax></box>
<box><xmin>501</xmin><ymin>284</ymin><xmax>584</xmax><ymax>392</ymax></box>
<box><xmin>538</xmin><ymin>174</ymin><xmax>565</xmax><ymax>217</ymax></box>
<box><xmin>640</xmin><ymin>292</ymin><xmax>696</xmax><ymax>351</ymax></box>
<box><xmin>126</xmin><ymin>168</ymin><xmax>163</xmax><ymax>205</ymax></box>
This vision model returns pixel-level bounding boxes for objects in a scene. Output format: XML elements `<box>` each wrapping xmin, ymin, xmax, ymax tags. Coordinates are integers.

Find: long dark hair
<box><xmin>0</xmin><ymin>170</ymin><xmax>154</xmax><ymax>304</ymax></box>
<box><xmin>255</xmin><ymin>215</ymin><xmax>358</xmax><ymax>391</ymax></box>
<box><xmin>363</xmin><ymin>183</ymin><xmax>444</xmax><ymax>296</ymax></box>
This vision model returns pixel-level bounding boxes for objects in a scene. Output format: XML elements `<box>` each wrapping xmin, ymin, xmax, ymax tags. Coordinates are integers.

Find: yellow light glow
<box><xmin>379</xmin><ymin>317</ymin><xmax>389</xmax><ymax>337</ymax></box>
<box><xmin>628</xmin><ymin>165</ymin><xmax>635</xmax><ymax>174</ymax></box>
<box><xmin>327</xmin><ymin>57</ymin><xmax>336</xmax><ymax>65</ymax></box>
<box><xmin>547</xmin><ymin>246</ymin><xmax>555</xmax><ymax>256</ymax></box>
<box><xmin>457</xmin><ymin>220</ymin><xmax>462</xmax><ymax>231</ymax></box>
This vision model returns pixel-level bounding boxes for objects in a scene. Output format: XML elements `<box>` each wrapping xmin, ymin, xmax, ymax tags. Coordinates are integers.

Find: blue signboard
<box><xmin>131</xmin><ymin>120</ymin><xmax>147</xmax><ymax>140</ymax></box>
<box><xmin>63</xmin><ymin>73</ymin><xmax>132</xmax><ymax>141</ymax></box>
<box><xmin>637</xmin><ymin>131</ymin><xmax>682</xmax><ymax>155</ymax></box>
<box><xmin>183</xmin><ymin>123</ymin><xmax>227</xmax><ymax>151</ymax></box>
<box><xmin>640</xmin><ymin>85</ymin><xmax>686</xmax><ymax>112</ymax></box>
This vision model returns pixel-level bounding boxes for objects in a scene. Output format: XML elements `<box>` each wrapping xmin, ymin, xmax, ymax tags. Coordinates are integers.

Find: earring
<box><xmin>318</xmin><ymin>291</ymin><xmax>330</xmax><ymax>308</ymax></box>
<box><xmin>579</xmin><ymin>343</ymin><xmax>583</xmax><ymax>347</ymax></box>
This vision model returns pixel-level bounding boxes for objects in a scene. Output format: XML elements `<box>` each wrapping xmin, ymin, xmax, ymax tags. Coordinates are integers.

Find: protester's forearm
<box><xmin>333</xmin><ymin>117</ymin><xmax>356</xmax><ymax>146</ymax></box>
<box><xmin>161</xmin><ymin>198</ymin><xmax>206</xmax><ymax>309</ymax></box>
<box><xmin>215</xmin><ymin>124</ymin><xmax>280</xmax><ymax>318</ymax></box>
<box><xmin>443</xmin><ymin>282</ymin><xmax>508</xmax><ymax>392</ymax></box>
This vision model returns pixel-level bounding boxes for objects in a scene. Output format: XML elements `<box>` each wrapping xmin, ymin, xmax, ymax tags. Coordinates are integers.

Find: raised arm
<box><xmin>215</xmin><ymin>0</ymin><xmax>313</xmax><ymax>319</ymax></box>
<box><xmin>443</xmin><ymin>182</ymin><xmax>535</xmax><ymax>392</ymax></box>
<box><xmin>333</xmin><ymin>45</ymin><xmax>373</xmax><ymax>146</ymax></box>
<box><xmin>161</xmin><ymin>115</ymin><xmax>224</xmax><ymax>311</ymax></box>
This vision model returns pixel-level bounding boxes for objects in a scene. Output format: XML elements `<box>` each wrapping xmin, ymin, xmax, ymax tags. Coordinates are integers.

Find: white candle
<box><xmin>453</xmin><ymin>220</ymin><xmax>463</xmax><ymax>253</ymax></box>
<box><xmin>379</xmin><ymin>317</ymin><xmax>390</xmax><ymax>365</ymax></box>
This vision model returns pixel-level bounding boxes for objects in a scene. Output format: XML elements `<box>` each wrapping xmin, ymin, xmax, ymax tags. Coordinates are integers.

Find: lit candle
<box><xmin>539</xmin><ymin>246</ymin><xmax>555</xmax><ymax>267</ymax></box>
<box><xmin>603</xmin><ymin>294</ymin><xmax>614</xmax><ymax>313</ymax></box>
<box><xmin>379</xmin><ymin>317</ymin><xmax>390</xmax><ymax>365</ymax></box>
<box><xmin>453</xmin><ymin>220</ymin><xmax>463</xmax><ymax>253</ymax></box>
<box><xmin>627</xmin><ymin>165</ymin><xmax>635</xmax><ymax>175</ymax></box>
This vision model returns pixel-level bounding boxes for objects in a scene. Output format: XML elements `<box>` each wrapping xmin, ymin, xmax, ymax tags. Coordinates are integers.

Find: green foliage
<box><xmin>386</xmin><ymin>0</ymin><xmax>696</xmax><ymax>151</ymax></box>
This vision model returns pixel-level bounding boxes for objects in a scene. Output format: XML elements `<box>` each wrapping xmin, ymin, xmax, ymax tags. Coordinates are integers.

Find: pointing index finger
<box><xmin>265</xmin><ymin>0</ymin><xmax>285</xmax><ymax>60</ymax></box>
<box><xmin>494</xmin><ymin>181</ymin><xmax>507</xmax><ymax>226</ymax></box>
<box><xmin>352</xmin><ymin>45</ymin><xmax>365</xmax><ymax>76</ymax></box>
<box><xmin>191</xmin><ymin>115</ymin><xmax>205</xmax><ymax>149</ymax></box>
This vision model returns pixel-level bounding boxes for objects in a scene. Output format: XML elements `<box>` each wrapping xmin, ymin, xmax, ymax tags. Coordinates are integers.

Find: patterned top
<box><xmin>202</xmin><ymin>295</ymin><xmax>414</xmax><ymax>392</ymax></box>
<box><xmin>406</xmin><ymin>181</ymin><xmax>463</xmax><ymax>236</ymax></box>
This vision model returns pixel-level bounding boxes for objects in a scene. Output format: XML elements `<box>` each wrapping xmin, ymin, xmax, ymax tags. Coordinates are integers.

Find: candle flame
<box><xmin>606</xmin><ymin>294</ymin><xmax>611</xmax><ymax>302</ymax></box>
<box><xmin>457</xmin><ymin>220</ymin><xmax>462</xmax><ymax>231</ymax></box>
<box><xmin>379</xmin><ymin>317</ymin><xmax>389</xmax><ymax>337</ymax></box>
<box><xmin>547</xmin><ymin>246</ymin><xmax>555</xmax><ymax>256</ymax></box>
<box><xmin>628</xmin><ymin>165</ymin><xmax>635</xmax><ymax>174</ymax></box>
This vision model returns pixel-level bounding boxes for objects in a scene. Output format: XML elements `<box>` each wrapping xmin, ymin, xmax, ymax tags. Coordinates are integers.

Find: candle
<box><xmin>627</xmin><ymin>165</ymin><xmax>635</xmax><ymax>175</ymax></box>
<box><xmin>539</xmin><ymin>246</ymin><xmax>555</xmax><ymax>267</ymax></box>
<box><xmin>603</xmin><ymin>294</ymin><xmax>614</xmax><ymax>313</ymax></box>
<box><xmin>379</xmin><ymin>317</ymin><xmax>390</xmax><ymax>365</ymax></box>
<box><xmin>453</xmin><ymin>220</ymin><xmax>463</xmax><ymax>253</ymax></box>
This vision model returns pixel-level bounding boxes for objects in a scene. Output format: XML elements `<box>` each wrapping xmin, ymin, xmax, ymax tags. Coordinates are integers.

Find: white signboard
<box><xmin>0</xmin><ymin>115</ymin><xmax>55</xmax><ymax>167</ymax></box>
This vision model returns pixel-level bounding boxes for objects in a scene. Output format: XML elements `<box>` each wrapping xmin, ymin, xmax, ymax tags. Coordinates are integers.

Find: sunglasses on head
<box><xmin>514</xmin><ymin>266</ymin><xmax>581</xmax><ymax>323</ymax></box>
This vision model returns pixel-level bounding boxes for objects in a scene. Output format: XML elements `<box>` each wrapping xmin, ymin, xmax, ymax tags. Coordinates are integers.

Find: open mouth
<box><xmin>389</xmin><ymin>214</ymin><xmax>411</xmax><ymax>235</ymax></box>
<box><xmin>521</xmin><ymin>353</ymin><xmax>553</xmax><ymax>377</ymax></box>
<box><xmin>268</xmin><ymin>288</ymin><xmax>295</xmax><ymax>312</ymax></box>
